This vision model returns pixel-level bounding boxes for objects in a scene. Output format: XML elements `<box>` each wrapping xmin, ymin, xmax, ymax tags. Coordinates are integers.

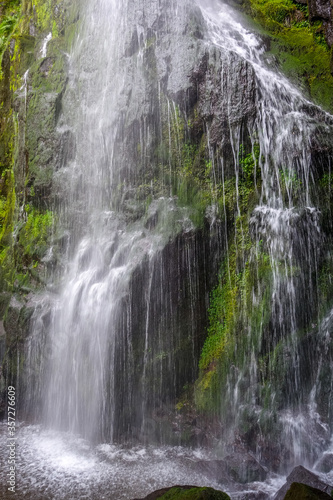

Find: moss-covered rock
<box><xmin>274</xmin><ymin>465</ymin><xmax>333</xmax><ymax>500</ymax></box>
<box><xmin>0</xmin><ymin>0</ymin><xmax>79</xmax><ymax>293</ymax></box>
<box><xmin>283</xmin><ymin>482</ymin><xmax>332</xmax><ymax>499</ymax></box>
<box><xmin>135</xmin><ymin>486</ymin><xmax>231</xmax><ymax>500</ymax></box>
<box><xmin>241</xmin><ymin>0</ymin><xmax>333</xmax><ymax>111</ymax></box>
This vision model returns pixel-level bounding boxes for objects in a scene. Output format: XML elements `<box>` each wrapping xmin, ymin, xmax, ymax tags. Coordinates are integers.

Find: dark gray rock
<box><xmin>308</xmin><ymin>0</ymin><xmax>333</xmax><ymax>48</ymax></box>
<box><xmin>308</xmin><ymin>0</ymin><xmax>331</xmax><ymax>23</ymax></box>
<box><xmin>273</xmin><ymin>466</ymin><xmax>333</xmax><ymax>500</ymax></box>
<box><xmin>39</xmin><ymin>57</ymin><xmax>54</xmax><ymax>77</ymax></box>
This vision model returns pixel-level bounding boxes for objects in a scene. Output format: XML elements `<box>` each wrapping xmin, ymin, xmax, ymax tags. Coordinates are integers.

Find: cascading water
<box><xmin>3</xmin><ymin>0</ymin><xmax>333</xmax><ymax>497</ymax></box>
<box><xmin>195</xmin><ymin>0</ymin><xmax>333</xmax><ymax>469</ymax></box>
<box><xmin>23</xmin><ymin>0</ymin><xmax>224</xmax><ymax>445</ymax></box>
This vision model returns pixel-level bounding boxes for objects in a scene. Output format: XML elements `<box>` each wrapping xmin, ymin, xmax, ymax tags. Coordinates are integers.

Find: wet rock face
<box><xmin>308</xmin><ymin>0</ymin><xmax>331</xmax><ymax>22</ymax></box>
<box><xmin>4</xmin><ymin>0</ymin><xmax>333</xmax><ymax>478</ymax></box>
<box><xmin>110</xmin><ymin>221</ymin><xmax>224</xmax><ymax>441</ymax></box>
<box><xmin>193</xmin><ymin>48</ymin><xmax>257</xmax><ymax>136</ymax></box>
<box><xmin>98</xmin><ymin>0</ymin><xmax>258</xmax><ymax>189</ymax></box>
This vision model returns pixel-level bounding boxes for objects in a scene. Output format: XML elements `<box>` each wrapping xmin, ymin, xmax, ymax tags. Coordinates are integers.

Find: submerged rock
<box><xmin>132</xmin><ymin>485</ymin><xmax>231</xmax><ymax>499</ymax></box>
<box><xmin>273</xmin><ymin>466</ymin><xmax>333</xmax><ymax>500</ymax></box>
<box><xmin>283</xmin><ymin>482</ymin><xmax>332</xmax><ymax>499</ymax></box>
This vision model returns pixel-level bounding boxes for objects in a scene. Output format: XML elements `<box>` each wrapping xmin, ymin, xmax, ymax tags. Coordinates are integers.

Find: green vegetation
<box><xmin>196</xmin><ymin>224</ymin><xmax>272</xmax><ymax>412</ymax></box>
<box><xmin>18</xmin><ymin>205</ymin><xmax>53</xmax><ymax>258</ymax></box>
<box><xmin>243</xmin><ymin>0</ymin><xmax>333</xmax><ymax>111</ymax></box>
<box><xmin>0</xmin><ymin>171</ymin><xmax>16</xmax><ymax>290</ymax></box>
<box><xmin>0</xmin><ymin>0</ymin><xmax>79</xmax><ymax>296</ymax></box>
<box><xmin>0</xmin><ymin>13</ymin><xmax>18</xmax><ymax>56</ymax></box>
<box><xmin>163</xmin><ymin>105</ymin><xmax>261</xmax><ymax>227</ymax></box>
<box><xmin>0</xmin><ymin>0</ymin><xmax>20</xmax><ymax>60</ymax></box>
<box><xmin>157</xmin><ymin>487</ymin><xmax>231</xmax><ymax>500</ymax></box>
<box><xmin>284</xmin><ymin>482</ymin><xmax>332</xmax><ymax>499</ymax></box>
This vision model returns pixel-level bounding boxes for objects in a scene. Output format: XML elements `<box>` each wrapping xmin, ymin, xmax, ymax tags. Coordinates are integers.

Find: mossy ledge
<box><xmin>240</xmin><ymin>0</ymin><xmax>333</xmax><ymax>112</ymax></box>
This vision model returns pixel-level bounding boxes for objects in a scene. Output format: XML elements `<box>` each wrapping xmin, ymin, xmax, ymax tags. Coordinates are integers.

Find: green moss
<box><xmin>243</xmin><ymin>0</ymin><xmax>333</xmax><ymax>111</ymax></box>
<box><xmin>284</xmin><ymin>482</ymin><xmax>332</xmax><ymax>499</ymax></box>
<box><xmin>163</xmin><ymin>107</ymin><xmax>262</xmax><ymax>228</ymax></box>
<box><xmin>194</xmin><ymin>142</ymin><xmax>271</xmax><ymax>413</ymax></box>
<box><xmin>270</xmin><ymin>34</ymin><xmax>333</xmax><ymax>109</ymax></box>
<box><xmin>158</xmin><ymin>487</ymin><xmax>231</xmax><ymax>500</ymax></box>
<box><xmin>196</xmin><ymin>240</ymin><xmax>272</xmax><ymax>413</ymax></box>
<box><xmin>0</xmin><ymin>170</ymin><xmax>16</xmax><ymax>290</ymax></box>
<box><xmin>0</xmin><ymin>13</ymin><xmax>19</xmax><ymax>59</ymax></box>
<box><xmin>33</xmin><ymin>0</ymin><xmax>55</xmax><ymax>32</ymax></box>
<box><xmin>0</xmin><ymin>0</ymin><xmax>21</xmax><ymax>62</ymax></box>
<box><xmin>18</xmin><ymin>205</ymin><xmax>53</xmax><ymax>259</ymax></box>
<box><xmin>248</xmin><ymin>0</ymin><xmax>296</xmax><ymax>28</ymax></box>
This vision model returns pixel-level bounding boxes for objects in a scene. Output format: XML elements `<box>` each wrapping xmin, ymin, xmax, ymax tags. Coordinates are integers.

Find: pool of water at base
<box><xmin>0</xmin><ymin>421</ymin><xmax>299</xmax><ymax>499</ymax></box>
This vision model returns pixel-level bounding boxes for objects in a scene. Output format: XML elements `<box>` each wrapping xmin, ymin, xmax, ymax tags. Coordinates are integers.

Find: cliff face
<box><xmin>0</xmin><ymin>0</ymin><xmax>333</xmax><ymax>473</ymax></box>
<box><xmin>0</xmin><ymin>0</ymin><xmax>79</xmax><ymax>413</ymax></box>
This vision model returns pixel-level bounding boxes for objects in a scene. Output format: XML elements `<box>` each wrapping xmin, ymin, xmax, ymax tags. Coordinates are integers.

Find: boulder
<box><xmin>273</xmin><ymin>466</ymin><xmax>333</xmax><ymax>500</ymax></box>
<box><xmin>283</xmin><ymin>482</ymin><xmax>332</xmax><ymax>499</ymax></box>
<box><xmin>132</xmin><ymin>485</ymin><xmax>231</xmax><ymax>499</ymax></box>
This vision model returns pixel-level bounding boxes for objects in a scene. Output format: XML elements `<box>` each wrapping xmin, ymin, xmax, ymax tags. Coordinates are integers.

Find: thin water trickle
<box><xmin>40</xmin><ymin>33</ymin><xmax>52</xmax><ymax>59</ymax></box>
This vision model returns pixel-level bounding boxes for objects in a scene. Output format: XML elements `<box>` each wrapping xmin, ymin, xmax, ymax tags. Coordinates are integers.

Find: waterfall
<box><xmin>197</xmin><ymin>0</ymin><xmax>333</xmax><ymax>469</ymax></box>
<box><xmin>22</xmin><ymin>0</ymin><xmax>223</xmax><ymax>445</ymax></box>
<box><xmin>17</xmin><ymin>0</ymin><xmax>333</xmax><ymax>490</ymax></box>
